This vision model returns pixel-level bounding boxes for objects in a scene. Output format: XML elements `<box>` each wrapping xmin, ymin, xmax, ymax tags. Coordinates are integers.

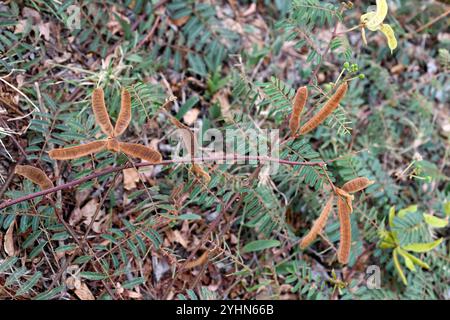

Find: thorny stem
<box><xmin>0</xmin><ymin>155</ymin><xmax>325</xmax><ymax>211</ymax></box>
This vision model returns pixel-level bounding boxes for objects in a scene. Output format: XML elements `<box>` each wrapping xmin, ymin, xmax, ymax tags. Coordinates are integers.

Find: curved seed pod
<box><xmin>289</xmin><ymin>86</ymin><xmax>308</xmax><ymax>137</ymax></box>
<box><xmin>299</xmin><ymin>82</ymin><xmax>348</xmax><ymax>135</ymax></box>
<box><xmin>92</xmin><ymin>88</ymin><xmax>114</xmax><ymax>137</ymax></box>
<box><xmin>185</xmin><ymin>250</ymin><xmax>209</xmax><ymax>269</ymax></box>
<box><xmin>114</xmin><ymin>89</ymin><xmax>132</xmax><ymax>137</ymax></box>
<box><xmin>106</xmin><ymin>138</ymin><xmax>120</xmax><ymax>152</ymax></box>
<box><xmin>379</xmin><ymin>24</ymin><xmax>397</xmax><ymax>53</ymax></box>
<box><xmin>342</xmin><ymin>177</ymin><xmax>375</xmax><ymax>193</ymax></box>
<box><xmin>119</xmin><ymin>142</ymin><xmax>162</xmax><ymax>163</ymax></box>
<box><xmin>364</xmin><ymin>0</ymin><xmax>388</xmax><ymax>31</ymax></box>
<box><xmin>337</xmin><ymin>196</ymin><xmax>352</xmax><ymax>264</ymax></box>
<box><xmin>48</xmin><ymin>140</ymin><xmax>107</xmax><ymax>160</ymax></box>
<box><xmin>15</xmin><ymin>165</ymin><xmax>53</xmax><ymax>190</ymax></box>
<box><xmin>300</xmin><ymin>194</ymin><xmax>334</xmax><ymax>249</ymax></box>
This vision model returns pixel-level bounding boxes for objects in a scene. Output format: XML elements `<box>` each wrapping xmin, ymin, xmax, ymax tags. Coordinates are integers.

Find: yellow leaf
<box><xmin>397</xmin><ymin>247</ymin><xmax>416</xmax><ymax>272</ymax></box>
<box><xmin>423</xmin><ymin>214</ymin><xmax>448</xmax><ymax>228</ymax></box>
<box><xmin>393</xmin><ymin>248</ymin><xmax>407</xmax><ymax>285</ymax></box>
<box><xmin>403</xmin><ymin>238</ymin><xmax>443</xmax><ymax>253</ymax></box>
<box><xmin>379</xmin><ymin>24</ymin><xmax>397</xmax><ymax>53</ymax></box>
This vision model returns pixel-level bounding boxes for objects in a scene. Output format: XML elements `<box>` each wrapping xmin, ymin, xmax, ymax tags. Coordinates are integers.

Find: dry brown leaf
<box><xmin>38</xmin><ymin>22</ymin><xmax>51</xmax><ymax>41</ymax></box>
<box><xmin>170</xmin><ymin>15</ymin><xmax>190</xmax><ymax>27</ymax></box>
<box><xmin>80</xmin><ymin>199</ymin><xmax>105</xmax><ymax>233</ymax></box>
<box><xmin>213</xmin><ymin>91</ymin><xmax>233</xmax><ymax>123</ymax></box>
<box><xmin>183</xmin><ymin>108</ymin><xmax>200</xmax><ymax>126</ymax></box>
<box><xmin>74</xmin><ymin>283</ymin><xmax>95</xmax><ymax>300</ymax></box>
<box><xmin>14</xmin><ymin>19</ymin><xmax>28</xmax><ymax>34</ymax></box>
<box><xmin>123</xmin><ymin>167</ymin><xmax>140</xmax><ymax>190</ymax></box>
<box><xmin>4</xmin><ymin>221</ymin><xmax>16</xmax><ymax>257</ymax></box>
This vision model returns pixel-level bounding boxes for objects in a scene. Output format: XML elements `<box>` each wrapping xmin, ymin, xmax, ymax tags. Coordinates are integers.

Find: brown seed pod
<box><xmin>92</xmin><ymin>88</ymin><xmax>114</xmax><ymax>137</ymax></box>
<box><xmin>106</xmin><ymin>138</ymin><xmax>120</xmax><ymax>152</ymax></box>
<box><xmin>289</xmin><ymin>86</ymin><xmax>308</xmax><ymax>137</ymax></box>
<box><xmin>300</xmin><ymin>194</ymin><xmax>334</xmax><ymax>249</ymax></box>
<box><xmin>342</xmin><ymin>177</ymin><xmax>375</xmax><ymax>193</ymax></box>
<box><xmin>114</xmin><ymin>89</ymin><xmax>132</xmax><ymax>137</ymax></box>
<box><xmin>15</xmin><ymin>165</ymin><xmax>53</xmax><ymax>190</ymax></box>
<box><xmin>48</xmin><ymin>140</ymin><xmax>107</xmax><ymax>160</ymax></box>
<box><xmin>192</xmin><ymin>163</ymin><xmax>211</xmax><ymax>183</ymax></box>
<box><xmin>335</xmin><ymin>187</ymin><xmax>354</xmax><ymax>213</ymax></box>
<box><xmin>299</xmin><ymin>82</ymin><xmax>348</xmax><ymax>135</ymax></box>
<box><xmin>119</xmin><ymin>142</ymin><xmax>162</xmax><ymax>163</ymax></box>
<box><xmin>337</xmin><ymin>196</ymin><xmax>352</xmax><ymax>264</ymax></box>
<box><xmin>184</xmin><ymin>250</ymin><xmax>209</xmax><ymax>269</ymax></box>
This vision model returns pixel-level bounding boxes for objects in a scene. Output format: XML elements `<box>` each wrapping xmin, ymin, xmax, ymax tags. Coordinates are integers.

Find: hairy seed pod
<box><xmin>114</xmin><ymin>89</ymin><xmax>132</xmax><ymax>137</ymax></box>
<box><xmin>342</xmin><ymin>177</ymin><xmax>375</xmax><ymax>193</ymax></box>
<box><xmin>15</xmin><ymin>165</ymin><xmax>53</xmax><ymax>190</ymax></box>
<box><xmin>192</xmin><ymin>163</ymin><xmax>211</xmax><ymax>183</ymax></box>
<box><xmin>92</xmin><ymin>88</ymin><xmax>114</xmax><ymax>136</ymax></box>
<box><xmin>335</xmin><ymin>187</ymin><xmax>354</xmax><ymax>213</ymax></box>
<box><xmin>300</xmin><ymin>194</ymin><xmax>334</xmax><ymax>249</ymax></box>
<box><xmin>48</xmin><ymin>140</ymin><xmax>107</xmax><ymax>160</ymax></box>
<box><xmin>185</xmin><ymin>250</ymin><xmax>209</xmax><ymax>269</ymax></box>
<box><xmin>119</xmin><ymin>142</ymin><xmax>162</xmax><ymax>163</ymax></box>
<box><xmin>106</xmin><ymin>138</ymin><xmax>120</xmax><ymax>152</ymax></box>
<box><xmin>289</xmin><ymin>86</ymin><xmax>308</xmax><ymax>137</ymax></box>
<box><xmin>299</xmin><ymin>82</ymin><xmax>348</xmax><ymax>135</ymax></box>
<box><xmin>337</xmin><ymin>196</ymin><xmax>352</xmax><ymax>264</ymax></box>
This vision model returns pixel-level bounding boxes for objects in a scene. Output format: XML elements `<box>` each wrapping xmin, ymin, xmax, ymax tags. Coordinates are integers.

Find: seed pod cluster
<box><xmin>299</xmin><ymin>176</ymin><xmax>375</xmax><ymax>265</ymax></box>
<box><xmin>289</xmin><ymin>86</ymin><xmax>308</xmax><ymax>137</ymax></box>
<box><xmin>15</xmin><ymin>165</ymin><xmax>54</xmax><ymax>190</ymax></box>
<box><xmin>49</xmin><ymin>88</ymin><xmax>162</xmax><ymax>164</ymax></box>
<box><xmin>299</xmin><ymin>82</ymin><xmax>348</xmax><ymax>135</ymax></box>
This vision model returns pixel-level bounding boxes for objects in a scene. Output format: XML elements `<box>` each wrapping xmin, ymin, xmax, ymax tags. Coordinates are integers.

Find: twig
<box><xmin>415</xmin><ymin>8</ymin><xmax>450</xmax><ymax>33</ymax></box>
<box><xmin>0</xmin><ymin>155</ymin><xmax>325</xmax><ymax>211</ymax></box>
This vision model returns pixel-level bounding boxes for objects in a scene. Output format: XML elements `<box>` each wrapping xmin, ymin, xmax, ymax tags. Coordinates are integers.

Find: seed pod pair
<box><xmin>299</xmin><ymin>82</ymin><xmax>348</xmax><ymax>135</ymax></box>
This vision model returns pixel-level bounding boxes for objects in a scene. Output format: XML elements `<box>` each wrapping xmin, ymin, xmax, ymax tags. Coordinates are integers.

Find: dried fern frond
<box><xmin>48</xmin><ymin>140</ymin><xmax>107</xmax><ymax>160</ymax></box>
<box><xmin>119</xmin><ymin>142</ymin><xmax>162</xmax><ymax>163</ymax></box>
<box><xmin>342</xmin><ymin>177</ymin><xmax>375</xmax><ymax>193</ymax></box>
<box><xmin>289</xmin><ymin>86</ymin><xmax>308</xmax><ymax>137</ymax></box>
<box><xmin>15</xmin><ymin>165</ymin><xmax>53</xmax><ymax>190</ymax></box>
<box><xmin>299</xmin><ymin>82</ymin><xmax>348</xmax><ymax>135</ymax></box>
<box><xmin>300</xmin><ymin>194</ymin><xmax>334</xmax><ymax>249</ymax></box>
<box><xmin>185</xmin><ymin>250</ymin><xmax>209</xmax><ymax>269</ymax></box>
<box><xmin>114</xmin><ymin>89</ymin><xmax>132</xmax><ymax>137</ymax></box>
<box><xmin>92</xmin><ymin>88</ymin><xmax>114</xmax><ymax>137</ymax></box>
<box><xmin>337</xmin><ymin>196</ymin><xmax>352</xmax><ymax>264</ymax></box>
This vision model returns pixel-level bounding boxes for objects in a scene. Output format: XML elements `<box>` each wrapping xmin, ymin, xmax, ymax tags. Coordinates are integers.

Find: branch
<box><xmin>0</xmin><ymin>155</ymin><xmax>325</xmax><ymax>211</ymax></box>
